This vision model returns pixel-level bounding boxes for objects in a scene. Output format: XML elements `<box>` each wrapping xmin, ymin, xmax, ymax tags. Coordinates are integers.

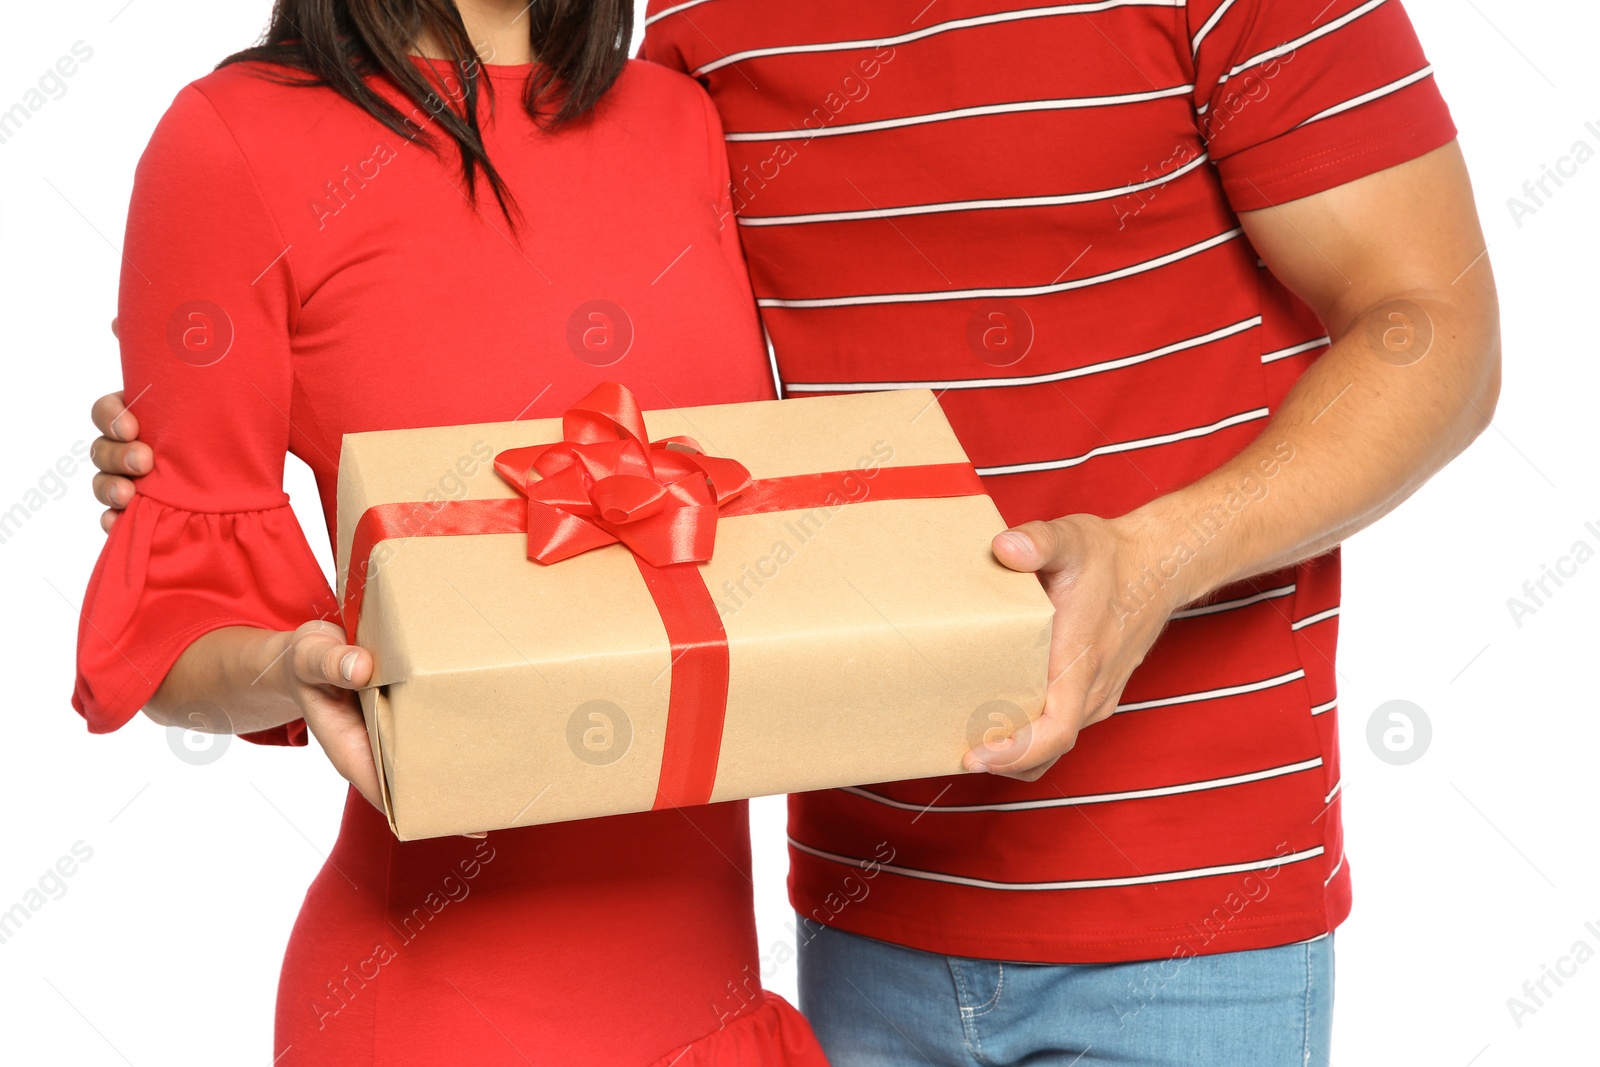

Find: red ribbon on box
<box><xmin>342</xmin><ymin>383</ymin><xmax>985</xmax><ymax>811</ymax></box>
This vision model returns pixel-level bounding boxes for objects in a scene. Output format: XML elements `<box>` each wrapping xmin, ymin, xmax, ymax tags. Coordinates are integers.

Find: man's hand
<box><xmin>966</xmin><ymin>514</ymin><xmax>1179</xmax><ymax>780</ymax></box>
<box><xmin>91</xmin><ymin>321</ymin><xmax>150</xmax><ymax>532</ymax></box>
<box><xmin>90</xmin><ymin>390</ymin><xmax>150</xmax><ymax>530</ymax></box>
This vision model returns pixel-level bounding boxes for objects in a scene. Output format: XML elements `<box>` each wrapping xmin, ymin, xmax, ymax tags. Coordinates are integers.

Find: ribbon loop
<box><xmin>493</xmin><ymin>383</ymin><xmax>752</xmax><ymax>568</ymax></box>
<box><xmin>592</xmin><ymin>475</ymin><xmax>668</xmax><ymax>524</ymax></box>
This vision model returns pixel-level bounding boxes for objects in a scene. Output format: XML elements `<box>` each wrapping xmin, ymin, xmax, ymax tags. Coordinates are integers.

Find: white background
<box><xmin>1</xmin><ymin>2</ymin><xmax>1596</xmax><ymax>1064</ymax></box>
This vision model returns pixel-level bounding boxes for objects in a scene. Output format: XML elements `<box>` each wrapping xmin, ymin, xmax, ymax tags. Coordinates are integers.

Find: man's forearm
<box><xmin>1119</xmin><ymin>284</ymin><xmax>1501</xmax><ymax>614</ymax></box>
<box><xmin>968</xmin><ymin>144</ymin><xmax>1498</xmax><ymax>774</ymax></box>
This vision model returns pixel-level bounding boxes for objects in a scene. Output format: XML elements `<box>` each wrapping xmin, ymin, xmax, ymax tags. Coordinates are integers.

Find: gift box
<box><xmin>335</xmin><ymin>384</ymin><xmax>1054</xmax><ymax>840</ymax></box>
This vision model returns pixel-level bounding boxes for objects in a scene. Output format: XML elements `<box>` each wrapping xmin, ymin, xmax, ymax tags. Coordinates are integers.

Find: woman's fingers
<box><xmin>301</xmin><ymin>692</ymin><xmax>384</xmax><ymax>812</ymax></box>
<box><xmin>286</xmin><ymin>623</ymin><xmax>482</xmax><ymax>837</ymax></box>
<box><xmin>285</xmin><ymin>621</ymin><xmax>383</xmax><ymax>810</ymax></box>
<box><xmin>289</xmin><ymin>620</ymin><xmax>373</xmax><ymax>690</ymax></box>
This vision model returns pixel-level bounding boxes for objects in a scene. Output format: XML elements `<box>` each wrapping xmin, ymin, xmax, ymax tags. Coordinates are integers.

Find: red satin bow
<box><xmin>493</xmin><ymin>382</ymin><xmax>753</xmax><ymax>567</ymax></box>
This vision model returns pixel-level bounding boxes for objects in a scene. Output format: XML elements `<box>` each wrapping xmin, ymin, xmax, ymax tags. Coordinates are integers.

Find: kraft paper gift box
<box><xmin>335</xmin><ymin>383</ymin><xmax>1054</xmax><ymax>840</ymax></box>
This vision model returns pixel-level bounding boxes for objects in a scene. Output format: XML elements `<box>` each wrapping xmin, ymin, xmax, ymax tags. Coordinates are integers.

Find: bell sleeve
<box><xmin>71</xmin><ymin>83</ymin><xmax>339</xmax><ymax>747</ymax></box>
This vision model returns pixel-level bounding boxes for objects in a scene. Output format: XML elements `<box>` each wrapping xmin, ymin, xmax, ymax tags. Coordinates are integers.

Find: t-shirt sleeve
<box><xmin>72</xmin><ymin>84</ymin><xmax>339</xmax><ymax>746</ymax></box>
<box><xmin>636</xmin><ymin>3</ymin><xmax>694</xmax><ymax>70</ymax></box>
<box><xmin>1187</xmin><ymin>0</ymin><xmax>1458</xmax><ymax>211</ymax></box>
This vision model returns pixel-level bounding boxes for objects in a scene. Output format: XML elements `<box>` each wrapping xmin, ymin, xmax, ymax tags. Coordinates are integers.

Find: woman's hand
<box><xmin>252</xmin><ymin>624</ymin><xmax>485</xmax><ymax>835</ymax></box>
<box><xmin>258</xmin><ymin>620</ymin><xmax>384</xmax><ymax>810</ymax></box>
<box><xmin>148</xmin><ymin>621</ymin><xmax>387</xmax><ymax>811</ymax></box>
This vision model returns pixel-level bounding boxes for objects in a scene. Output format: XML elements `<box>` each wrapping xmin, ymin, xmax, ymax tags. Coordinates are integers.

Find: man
<box><xmin>89</xmin><ymin>0</ymin><xmax>1499</xmax><ymax>1062</ymax></box>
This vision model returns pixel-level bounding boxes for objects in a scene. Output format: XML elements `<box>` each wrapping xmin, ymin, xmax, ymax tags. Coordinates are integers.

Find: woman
<box><xmin>71</xmin><ymin>1</ymin><xmax>827</xmax><ymax>1064</ymax></box>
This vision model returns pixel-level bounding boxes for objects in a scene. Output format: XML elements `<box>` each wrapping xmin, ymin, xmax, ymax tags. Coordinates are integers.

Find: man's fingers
<box><xmin>963</xmin><ymin>707</ymin><xmax>1081</xmax><ymax>774</ymax></box>
<box><xmin>99</xmin><ymin>509</ymin><xmax>118</xmax><ymax>534</ymax></box>
<box><xmin>290</xmin><ymin>623</ymin><xmax>372</xmax><ymax>690</ymax></box>
<box><xmin>90</xmin><ymin>437</ymin><xmax>152</xmax><ymax>477</ymax></box>
<box><xmin>992</xmin><ymin>518</ymin><xmax>1079</xmax><ymax>574</ymax></box>
<box><xmin>91</xmin><ymin>391</ymin><xmax>134</xmax><ymax>441</ymax></box>
<box><xmin>964</xmin><ymin>637</ymin><xmax>1098</xmax><ymax>774</ymax></box>
<box><xmin>993</xmin><ymin>755</ymin><xmax>1061</xmax><ymax>783</ymax></box>
<box><xmin>109</xmin><ymin>317</ymin><xmax>119</xmax><ymax>340</ymax></box>
<box><xmin>92</xmin><ymin>473</ymin><xmax>134</xmax><ymax>509</ymax></box>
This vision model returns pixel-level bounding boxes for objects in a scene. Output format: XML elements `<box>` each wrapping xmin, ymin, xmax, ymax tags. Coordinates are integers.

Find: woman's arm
<box><xmin>150</xmin><ymin>622</ymin><xmax>382</xmax><ymax>808</ymax></box>
<box><xmin>75</xmin><ymin>83</ymin><xmax>383</xmax><ymax>809</ymax></box>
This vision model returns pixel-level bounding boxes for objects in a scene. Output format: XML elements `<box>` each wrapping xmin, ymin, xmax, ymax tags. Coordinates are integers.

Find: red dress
<box><xmin>72</xmin><ymin>57</ymin><xmax>826</xmax><ymax>1067</ymax></box>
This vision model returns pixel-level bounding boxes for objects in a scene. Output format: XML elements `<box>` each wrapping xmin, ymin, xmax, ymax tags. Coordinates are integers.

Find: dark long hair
<box><xmin>221</xmin><ymin>0</ymin><xmax>633</xmax><ymax>222</ymax></box>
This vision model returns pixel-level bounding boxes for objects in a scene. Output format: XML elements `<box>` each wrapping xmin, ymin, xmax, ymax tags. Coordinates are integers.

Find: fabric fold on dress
<box><xmin>72</xmin><ymin>492</ymin><xmax>338</xmax><ymax>746</ymax></box>
<box><xmin>648</xmin><ymin>993</ymin><xmax>829</xmax><ymax>1067</ymax></box>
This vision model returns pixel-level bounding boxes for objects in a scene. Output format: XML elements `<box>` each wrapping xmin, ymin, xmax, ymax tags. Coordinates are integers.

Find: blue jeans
<box><xmin>797</xmin><ymin>920</ymin><xmax>1334</xmax><ymax>1067</ymax></box>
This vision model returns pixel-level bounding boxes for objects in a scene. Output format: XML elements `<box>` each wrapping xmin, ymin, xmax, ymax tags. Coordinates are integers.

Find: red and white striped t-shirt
<box><xmin>644</xmin><ymin>0</ymin><xmax>1455</xmax><ymax>963</ymax></box>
